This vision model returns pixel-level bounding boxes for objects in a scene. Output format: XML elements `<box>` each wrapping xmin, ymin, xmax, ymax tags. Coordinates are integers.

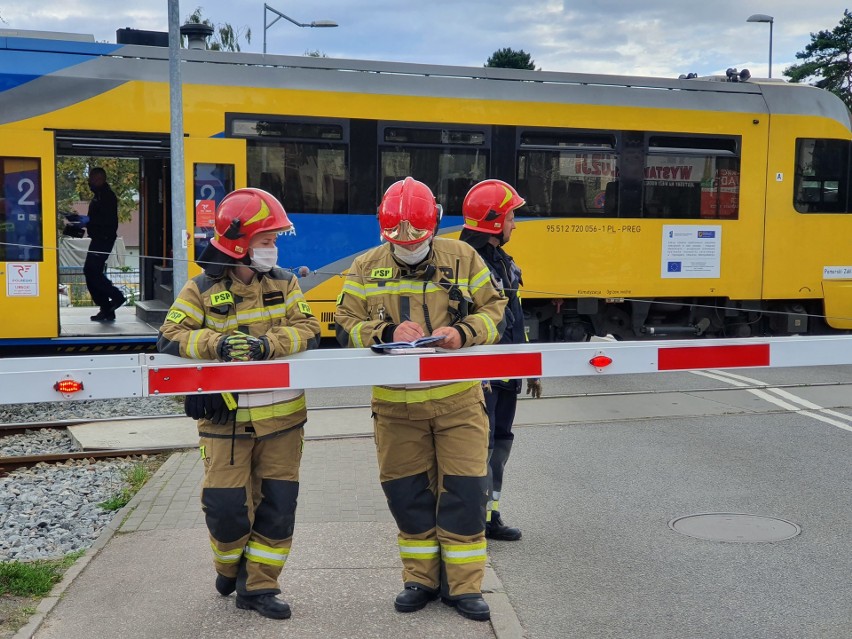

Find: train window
<box><xmin>517</xmin><ymin>150</ymin><xmax>618</xmax><ymax>217</ymax></box>
<box><xmin>794</xmin><ymin>139</ymin><xmax>851</xmax><ymax>214</ymax></box>
<box><xmin>230</xmin><ymin>116</ymin><xmax>349</xmax><ymax>215</ymax></box>
<box><xmin>192</xmin><ymin>163</ymin><xmax>234</xmax><ymax>257</ymax></box>
<box><xmin>516</xmin><ymin>128</ymin><xmax>618</xmax><ymax>217</ymax></box>
<box><xmin>379</xmin><ymin>124</ymin><xmax>490</xmax><ymax>215</ymax></box>
<box><xmin>520</xmin><ymin>132</ymin><xmax>616</xmax><ymax>150</ymax></box>
<box><xmin>643</xmin><ymin>136</ymin><xmax>740</xmax><ymax>219</ymax></box>
<box><xmin>0</xmin><ymin>157</ymin><xmax>43</xmax><ymax>262</ymax></box>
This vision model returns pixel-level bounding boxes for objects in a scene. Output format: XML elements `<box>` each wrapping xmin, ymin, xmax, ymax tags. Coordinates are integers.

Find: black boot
<box><xmin>215</xmin><ymin>573</ymin><xmax>236</xmax><ymax>596</ymax></box>
<box><xmin>486</xmin><ymin>511</ymin><xmax>522</xmax><ymax>541</ymax></box>
<box><xmin>442</xmin><ymin>595</ymin><xmax>491</xmax><ymax>621</ymax></box>
<box><xmin>235</xmin><ymin>593</ymin><xmax>292</xmax><ymax>619</ymax></box>
<box><xmin>394</xmin><ymin>585</ymin><xmax>438</xmax><ymax>612</ymax></box>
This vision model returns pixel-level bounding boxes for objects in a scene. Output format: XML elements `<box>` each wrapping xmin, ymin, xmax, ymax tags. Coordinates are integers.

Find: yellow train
<box><xmin>0</xmin><ymin>28</ymin><xmax>850</xmax><ymax>348</ymax></box>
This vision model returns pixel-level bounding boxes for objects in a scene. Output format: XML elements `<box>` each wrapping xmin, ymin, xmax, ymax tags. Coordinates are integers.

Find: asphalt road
<box><xmin>485</xmin><ymin>365</ymin><xmax>852</xmax><ymax>639</ymax></box>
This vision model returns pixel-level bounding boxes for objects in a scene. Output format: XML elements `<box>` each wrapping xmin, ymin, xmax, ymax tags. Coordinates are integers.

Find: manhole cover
<box><xmin>668</xmin><ymin>513</ymin><xmax>800</xmax><ymax>543</ymax></box>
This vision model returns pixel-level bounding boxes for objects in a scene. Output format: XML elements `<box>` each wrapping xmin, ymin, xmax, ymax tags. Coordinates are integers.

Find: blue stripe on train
<box><xmin>0</xmin><ymin>37</ymin><xmax>122</xmax><ymax>93</ymax></box>
<box><xmin>276</xmin><ymin>213</ymin><xmax>464</xmax><ymax>272</ymax></box>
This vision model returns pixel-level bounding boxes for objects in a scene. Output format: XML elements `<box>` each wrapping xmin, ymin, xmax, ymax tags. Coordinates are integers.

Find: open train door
<box><xmin>183</xmin><ymin>138</ymin><xmax>246</xmax><ymax>279</ymax></box>
<box><xmin>0</xmin><ymin>130</ymin><xmax>58</xmax><ymax>339</ymax></box>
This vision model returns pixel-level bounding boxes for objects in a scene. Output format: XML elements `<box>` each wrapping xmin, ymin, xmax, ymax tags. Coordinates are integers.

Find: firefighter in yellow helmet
<box><xmin>460</xmin><ymin>179</ymin><xmax>542</xmax><ymax>542</ymax></box>
<box><xmin>335</xmin><ymin>177</ymin><xmax>508</xmax><ymax>622</ymax></box>
<box><xmin>157</xmin><ymin>188</ymin><xmax>321</xmax><ymax>620</ymax></box>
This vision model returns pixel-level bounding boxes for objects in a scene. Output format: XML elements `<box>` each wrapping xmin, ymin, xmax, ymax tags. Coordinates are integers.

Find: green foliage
<box><xmin>98</xmin><ymin>463</ymin><xmax>150</xmax><ymax>511</ymax></box>
<box><xmin>0</xmin><ymin>550</ymin><xmax>78</xmax><ymax>597</ymax></box>
<box><xmin>304</xmin><ymin>49</ymin><xmax>328</xmax><ymax>58</ymax></box>
<box><xmin>185</xmin><ymin>6</ymin><xmax>252</xmax><ymax>52</ymax></box>
<box><xmin>784</xmin><ymin>9</ymin><xmax>852</xmax><ymax>109</ymax></box>
<box><xmin>485</xmin><ymin>48</ymin><xmax>537</xmax><ymax>70</ymax></box>
<box><xmin>55</xmin><ymin>157</ymin><xmax>139</xmax><ymax>224</ymax></box>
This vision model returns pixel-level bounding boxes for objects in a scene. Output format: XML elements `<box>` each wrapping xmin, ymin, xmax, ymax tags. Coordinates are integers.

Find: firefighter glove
<box><xmin>247</xmin><ymin>334</ymin><xmax>271</xmax><ymax>361</ymax></box>
<box><xmin>184</xmin><ymin>393</ymin><xmax>238</xmax><ymax>424</ymax></box>
<box><xmin>217</xmin><ymin>333</ymin><xmax>254</xmax><ymax>361</ymax></box>
<box><xmin>526</xmin><ymin>378</ymin><xmax>542</xmax><ymax>399</ymax></box>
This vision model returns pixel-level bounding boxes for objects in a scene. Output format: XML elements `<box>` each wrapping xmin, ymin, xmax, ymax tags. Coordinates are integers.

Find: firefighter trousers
<box><xmin>199</xmin><ymin>424</ymin><xmax>303</xmax><ymax>596</ymax></box>
<box><xmin>373</xmin><ymin>399</ymin><xmax>489</xmax><ymax>600</ymax></box>
<box><xmin>484</xmin><ymin>386</ymin><xmax>518</xmax><ymax>519</ymax></box>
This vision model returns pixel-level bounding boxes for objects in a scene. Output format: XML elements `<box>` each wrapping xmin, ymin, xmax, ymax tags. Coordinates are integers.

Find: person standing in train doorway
<box><xmin>460</xmin><ymin>179</ymin><xmax>542</xmax><ymax>542</ymax></box>
<box><xmin>158</xmin><ymin>188</ymin><xmax>321</xmax><ymax>620</ymax></box>
<box><xmin>335</xmin><ymin>177</ymin><xmax>507</xmax><ymax>622</ymax></box>
<box><xmin>84</xmin><ymin>167</ymin><xmax>126</xmax><ymax>322</ymax></box>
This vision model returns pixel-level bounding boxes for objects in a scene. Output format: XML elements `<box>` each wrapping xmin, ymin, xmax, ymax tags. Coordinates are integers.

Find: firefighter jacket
<box><xmin>476</xmin><ymin>243</ymin><xmax>526</xmax><ymax>392</ymax></box>
<box><xmin>158</xmin><ymin>267</ymin><xmax>321</xmax><ymax>438</ymax></box>
<box><xmin>335</xmin><ymin>237</ymin><xmax>508</xmax><ymax>416</ymax></box>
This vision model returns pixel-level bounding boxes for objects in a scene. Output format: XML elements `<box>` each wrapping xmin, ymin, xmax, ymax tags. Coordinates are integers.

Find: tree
<box><xmin>56</xmin><ymin>157</ymin><xmax>139</xmax><ymax>224</ymax></box>
<box><xmin>485</xmin><ymin>48</ymin><xmax>536</xmax><ymax>70</ymax></box>
<box><xmin>784</xmin><ymin>10</ymin><xmax>852</xmax><ymax>110</ymax></box>
<box><xmin>304</xmin><ymin>49</ymin><xmax>328</xmax><ymax>58</ymax></box>
<box><xmin>184</xmin><ymin>6</ymin><xmax>251</xmax><ymax>52</ymax></box>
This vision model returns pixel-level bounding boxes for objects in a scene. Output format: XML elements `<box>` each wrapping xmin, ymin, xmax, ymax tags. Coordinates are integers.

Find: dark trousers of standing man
<box><xmin>484</xmin><ymin>385</ymin><xmax>518</xmax><ymax>519</ymax></box>
<box><xmin>83</xmin><ymin>235</ymin><xmax>123</xmax><ymax>312</ymax></box>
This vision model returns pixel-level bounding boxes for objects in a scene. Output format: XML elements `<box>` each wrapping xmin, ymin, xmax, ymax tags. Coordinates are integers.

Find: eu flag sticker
<box><xmin>667</xmin><ymin>261</ymin><xmax>682</xmax><ymax>272</ymax></box>
<box><xmin>697</xmin><ymin>231</ymin><xmax>716</xmax><ymax>238</ymax></box>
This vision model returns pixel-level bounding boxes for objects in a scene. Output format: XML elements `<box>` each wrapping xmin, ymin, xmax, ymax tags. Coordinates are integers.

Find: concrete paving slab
<box><xmin>69</xmin><ymin>407</ymin><xmax>374</xmax><ymax>451</ymax></box>
<box><xmin>33</xmin><ymin>525</ymin><xmax>496</xmax><ymax>639</ymax></box>
<box><xmin>514</xmin><ymin>390</ymin><xmax>757</xmax><ymax>427</ymax></box>
<box><xmin>69</xmin><ymin>416</ymin><xmax>197</xmax><ymax>450</ymax></box>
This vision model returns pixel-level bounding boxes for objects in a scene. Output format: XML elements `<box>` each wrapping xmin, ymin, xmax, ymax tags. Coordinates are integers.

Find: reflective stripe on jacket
<box><xmin>157</xmin><ymin>267</ymin><xmax>321</xmax><ymax>436</ymax></box>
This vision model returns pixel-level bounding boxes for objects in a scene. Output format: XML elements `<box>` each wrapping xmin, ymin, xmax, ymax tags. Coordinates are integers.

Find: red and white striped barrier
<box><xmin>1</xmin><ymin>336</ymin><xmax>851</xmax><ymax>405</ymax></box>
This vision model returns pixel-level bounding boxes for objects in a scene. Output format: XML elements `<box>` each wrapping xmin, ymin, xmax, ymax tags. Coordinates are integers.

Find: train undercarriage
<box><xmin>524</xmin><ymin>297</ymin><xmax>836</xmax><ymax>342</ymax></box>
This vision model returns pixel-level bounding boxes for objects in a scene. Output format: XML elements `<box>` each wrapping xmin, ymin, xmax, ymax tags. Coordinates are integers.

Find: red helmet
<box><xmin>211</xmin><ymin>188</ymin><xmax>293</xmax><ymax>258</ymax></box>
<box><xmin>462</xmin><ymin>179</ymin><xmax>525</xmax><ymax>235</ymax></box>
<box><xmin>378</xmin><ymin>177</ymin><xmax>441</xmax><ymax>245</ymax></box>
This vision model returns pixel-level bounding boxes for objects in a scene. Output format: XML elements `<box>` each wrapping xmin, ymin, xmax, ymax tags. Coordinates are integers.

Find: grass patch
<box><xmin>98</xmin><ymin>463</ymin><xmax>150</xmax><ymax>511</ymax></box>
<box><xmin>0</xmin><ymin>550</ymin><xmax>84</xmax><ymax>598</ymax></box>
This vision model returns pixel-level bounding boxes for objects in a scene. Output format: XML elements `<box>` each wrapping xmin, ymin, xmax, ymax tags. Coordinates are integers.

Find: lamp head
<box><xmin>746</xmin><ymin>14</ymin><xmax>774</xmax><ymax>23</ymax></box>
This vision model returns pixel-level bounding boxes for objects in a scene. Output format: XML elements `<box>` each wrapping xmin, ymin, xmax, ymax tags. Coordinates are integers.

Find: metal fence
<box><xmin>58</xmin><ymin>267</ymin><xmax>141</xmax><ymax>307</ymax></box>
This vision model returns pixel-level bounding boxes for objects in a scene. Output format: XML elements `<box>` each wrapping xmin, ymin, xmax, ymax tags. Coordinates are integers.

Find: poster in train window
<box><xmin>0</xmin><ymin>158</ymin><xmax>43</xmax><ymax>262</ymax></box>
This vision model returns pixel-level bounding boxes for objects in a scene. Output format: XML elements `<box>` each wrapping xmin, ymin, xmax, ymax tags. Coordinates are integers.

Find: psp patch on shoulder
<box><xmin>298</xmin><ymin>301</ymin><xmax>313</xmax><ymax>315</ymax></box>
<box><xmin>166</xmin><ymin>309</ymin><xmax>187</xmax><ymax>323</ymax></box>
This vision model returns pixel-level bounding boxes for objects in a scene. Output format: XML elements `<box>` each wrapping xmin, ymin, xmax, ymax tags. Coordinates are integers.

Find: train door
<box><xmin>0</xmin><ymin>130</ymin><xmax>57</xmax><ymax>339</ymax></box>
<box><xmin>184</xmin><ymin>138</ymin><xmax>246</xmax><ymax>278</ymax></box>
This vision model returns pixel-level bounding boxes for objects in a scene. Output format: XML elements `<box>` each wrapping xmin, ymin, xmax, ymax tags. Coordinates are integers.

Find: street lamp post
<box><xmin>747</xmin><ymin>14</ymin><xmax>774</xmax><ymax>78</ymax></box>
<box><xmin>263</xmin><ymin>3</ymin><xmax>338</xmax><ymax>54</ymax></box>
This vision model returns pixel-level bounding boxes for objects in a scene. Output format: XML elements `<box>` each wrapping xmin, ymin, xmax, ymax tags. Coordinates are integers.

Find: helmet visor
<box><xmin>381</xmin><ymin>220</ymin><xmax>432</xmax><ymax>244</ymax></box>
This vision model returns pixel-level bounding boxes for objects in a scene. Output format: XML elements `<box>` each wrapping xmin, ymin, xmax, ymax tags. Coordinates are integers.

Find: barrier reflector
<box><xmin>148</xmin><ymin>362</ymin><xmax>290</xmax><ymax>394</ymax></box>
<box><xmin>419</xmin><ymin>353</ymin><xmax>542</xmax><ymax>382</ymax></box>
<box><xmin>658</xmin><ymin>344</ymin><xmax>770</xmax><ymax>371</ymax></box>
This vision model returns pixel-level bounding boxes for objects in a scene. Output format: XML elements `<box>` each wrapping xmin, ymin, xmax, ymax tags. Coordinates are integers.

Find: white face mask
<box><xmin>393</xmin><ymin>242</ymin><xmax>430</xmax><ymax>265</ymax></box>
<box><xmin>250</xmin><ymin>247</ymin><xmax>278</xmax><ymax>272</ymax></box>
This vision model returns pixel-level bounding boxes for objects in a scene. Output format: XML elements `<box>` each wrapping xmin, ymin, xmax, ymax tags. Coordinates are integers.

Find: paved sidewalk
<box><xmin>21</xmin><ymin>438</ymin><xmax>522</xmax><ymax>639</ymax></box>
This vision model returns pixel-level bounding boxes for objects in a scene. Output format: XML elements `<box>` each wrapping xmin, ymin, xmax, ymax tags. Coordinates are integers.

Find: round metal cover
<box><xmin>668</xmin><ymin>512</ymin><xmax>800</xmax><ymax>543</ymax></box>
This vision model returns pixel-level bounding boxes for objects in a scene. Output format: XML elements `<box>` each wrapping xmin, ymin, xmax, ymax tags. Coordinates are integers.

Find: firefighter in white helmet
<box><xmin>335</xmin><ymin>177</ymin><xmax>507</xmax><ymax>621</ymax></box>
<box><xmin>158</xmin><ymin>188</ymin><xmax>320</xmax><ymax>620</ymax></box>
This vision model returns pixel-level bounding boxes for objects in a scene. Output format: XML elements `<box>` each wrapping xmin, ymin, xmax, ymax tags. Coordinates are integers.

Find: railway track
<box><xmin>0</xmin><ymin>416</ymin><xmax>187</xmax><ymax>476</ymax></box>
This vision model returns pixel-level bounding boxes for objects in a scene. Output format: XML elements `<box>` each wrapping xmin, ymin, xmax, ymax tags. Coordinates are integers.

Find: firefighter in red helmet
<box><xmin>460</xmin><ymin>179</ymin><xmax>542</xmax><ymax>542</ymax></box>
<box><xmin>335</xmin><ymin>177</ymin><xmax>508</xmax><ymax>621</ymax></box>
<box><xmin>157</xmin><ymin>188</ymin><xmax>321</xmax><ymax>620</ymax></box>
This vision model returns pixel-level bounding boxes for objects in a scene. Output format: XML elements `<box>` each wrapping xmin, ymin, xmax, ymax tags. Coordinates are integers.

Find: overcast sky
<box><xmin>1</xmin><ymin>1</ymin><xmax>846</xmax><ymax>79</ymax></box>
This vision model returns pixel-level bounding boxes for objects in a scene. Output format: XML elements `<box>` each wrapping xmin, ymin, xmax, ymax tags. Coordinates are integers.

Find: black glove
<box><xmin>216</xmin><ymin>332</ymin><xmax>271</xmax><ymax>361</ymax></box>
<box><xmin>184</xmin><ymin>392</ymin><xmax>238</xmax><ymax>424</ymax></box>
